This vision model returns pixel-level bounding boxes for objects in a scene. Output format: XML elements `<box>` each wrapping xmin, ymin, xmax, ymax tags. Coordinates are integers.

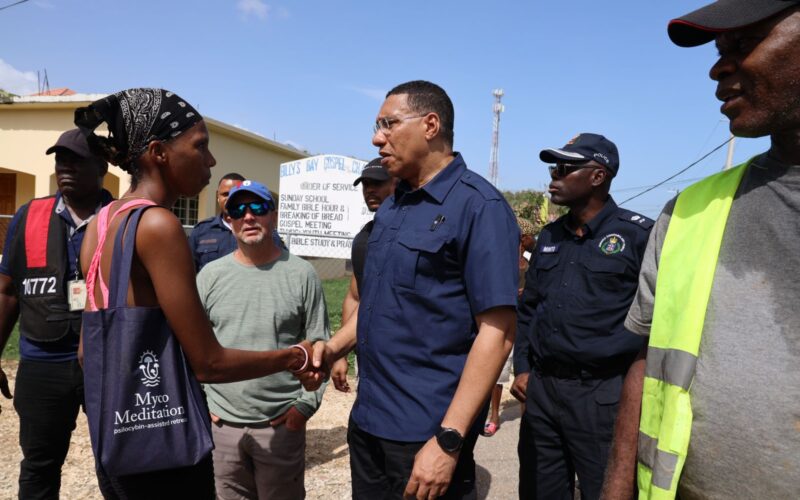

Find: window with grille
<box><xmin>172</xmin><ymin>195</ymin><xmax>199</xmax><ymax>226</ymax></box>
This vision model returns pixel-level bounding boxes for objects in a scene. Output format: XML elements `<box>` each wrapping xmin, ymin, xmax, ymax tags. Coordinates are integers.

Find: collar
<box><xmin>55</xmin><ymin>189</ymin><xmax>114</xmax><ymax>227</ymax></box>
<box><xmin>219</xmin><ymin>214</ymin><xmax>233</xmax><ymax>231</ymax></box>
<box><xmin>396</xmin><ymin>153</ymin><xmax>465</xmax><ymax>205</ymax></box>
<box><xmin>562</xmin><ymin>196</ymin><xmax>618</xmax><ymax>238</ymax></box>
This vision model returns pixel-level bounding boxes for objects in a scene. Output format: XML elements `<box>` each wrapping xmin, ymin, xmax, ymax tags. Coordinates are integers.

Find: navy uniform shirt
<box><xmin>0</xmin><ymin>190</ymin><xmax>114</xmax><ymax>362</ymax></box>
<box><xmin>188</xmin><ymin>215</ymin><xmax>238</xmax><ymax>272</ymax></box>
<box><xmin>351</xmin><ymin>154</ymin><xmax>519</xmax><ymax>442</ymax></box>
<box><xmin>513</xmin><ymin>198</ymin><xmax>652</xmax><ymax>374</ymax></box>
<box><xmin>350</xmin><ymin>220</ymin><xmax>373</xmax><ymax>296</ymax></box>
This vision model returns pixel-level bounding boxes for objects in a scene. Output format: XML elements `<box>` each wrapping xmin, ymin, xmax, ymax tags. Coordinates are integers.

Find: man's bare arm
<box><xmin>341</xmin><ymin>275</ymin><xmax>359</xmax><ymax>323</ymax></box>
<box><xmin>0</xmin><ymin>274</ymin><xmax>20</xmax><ymax>407</ymax></box>
<box><xmin>602</xmin><ymin>345</ymin><xmax>646</xmax><ymax>500</ymax></box>
<box><xmin>404</xmin><ymin>306</ymin><xmax>516</xmax><ymax>499</ymax></box>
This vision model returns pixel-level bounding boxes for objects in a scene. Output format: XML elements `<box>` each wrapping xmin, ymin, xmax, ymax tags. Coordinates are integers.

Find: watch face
<box><xmin>437</xmin><ymin>428</ymin><xmax>463</xmax><ymax>452</ymax></box>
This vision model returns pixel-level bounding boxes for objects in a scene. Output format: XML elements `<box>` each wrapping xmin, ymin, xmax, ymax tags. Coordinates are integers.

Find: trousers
<box><xmin>13</xmin><ymin>359</ymin><xmax>84</xmax><ymax>500</ymax></box>
<box><xmin>518</xmin><ymin>370</ymin><xmax>624</xmax><ymax>500</ymax></box>
<box><xmin>348</xmin><ymin>418</ymin><xmax>480</xmax><ymax>500</ymax></box>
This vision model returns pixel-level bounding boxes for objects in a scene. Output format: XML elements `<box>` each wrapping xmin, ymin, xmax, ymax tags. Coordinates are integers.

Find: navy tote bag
<box><xmin>83</xmin><ymin>206</ymin><xmax>213</xmax><ymax>476</ymax></box>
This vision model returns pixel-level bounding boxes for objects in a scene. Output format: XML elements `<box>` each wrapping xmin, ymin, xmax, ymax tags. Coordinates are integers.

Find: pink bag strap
<box><xmin>86</xmin><ymin>199</ymin><xmax>157</xmax><ymax>310</ymax></box>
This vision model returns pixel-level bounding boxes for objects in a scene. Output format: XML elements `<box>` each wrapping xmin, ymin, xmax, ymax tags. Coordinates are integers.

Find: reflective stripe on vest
<box><xmin>24</xmin><ymin>197</ymin><xmax>56</xmax><ymax>268</ymax></box>
<box><xmin>637</xmin><ymin>159</ymin><xmax>750</xmax><ymax>499</ymax></box>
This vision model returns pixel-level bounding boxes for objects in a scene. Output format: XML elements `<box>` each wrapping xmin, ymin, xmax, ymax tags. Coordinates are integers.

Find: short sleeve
<box><xmin>0</xmin><ymin>206</ymin><xmax>25</xmax><ymax>276</ymax></box>
<box><xmin>624</xmin><ymin>199</ymin><xmax>675</xmax><ymax>336</ymax></box>
<box><xmin>462</xmin><ymin>199</ymin><xmax>519</xmax><ymax>315</ymax></box>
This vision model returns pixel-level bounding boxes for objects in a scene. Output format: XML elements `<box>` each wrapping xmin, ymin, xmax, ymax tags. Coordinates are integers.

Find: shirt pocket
<box><xmin>532</xmin><ymin>253</ymin><xmax>561</xmax><ymax>297</ymax></box>
<box><xmin>394</xmin><ymin>230</ymin><xmax>448</xmax><ymax>292</ymax></box>
<box><xmin>581</xmin><ymin>254</ymin><xmax>627</xmax><ymax>294</ymax></box>
<box><xmin>197</xmin><ymin>243</ymin><xmax>219</xmax><ymax>264</ymax></box>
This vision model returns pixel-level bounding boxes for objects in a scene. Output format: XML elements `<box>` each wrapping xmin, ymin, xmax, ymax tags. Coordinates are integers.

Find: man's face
<box><xmin>216</xmin><ymin>178</ymin><xmax>240</xmax><ymax>214</ymax></box>
<box><xmin>372</xmin><ymin>93</ymin><xmax>428</xmax><ymax>180</ymax></box>
<box><xmin>230</xmin><ymin>193</ymin><xmax>276</xmax><ymax>247</ymax></box>
<box><xmin>54</xmin><ymin>149</ymin><xmax>106</xmax><ymax>201</ymax></box>
<box><xmin>711</xmin><ymin>9</ymin><xmax>800</xmax><ymax>137</ymax></box>
<box><xmin>547</xmin><ymin>161</ymin><xmax>604</xmax><ymax>206</ymax></box>
<box><xmin>361</xmin><ymin>178</ymin><xmax>394</xmax><ymax>212</ymax></box>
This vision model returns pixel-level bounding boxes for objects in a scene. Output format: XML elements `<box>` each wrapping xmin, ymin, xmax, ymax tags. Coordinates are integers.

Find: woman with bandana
<box><xmin>75</xmin><ymin>89</ymin><xmax>321</xmax><ymax>498</ymax></box>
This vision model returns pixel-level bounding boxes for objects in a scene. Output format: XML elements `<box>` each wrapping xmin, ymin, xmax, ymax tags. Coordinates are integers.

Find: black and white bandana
<box><xmin>74</xmin><ymin>88</ymin><xmax>202</xmax><ymax>168</ymax></box>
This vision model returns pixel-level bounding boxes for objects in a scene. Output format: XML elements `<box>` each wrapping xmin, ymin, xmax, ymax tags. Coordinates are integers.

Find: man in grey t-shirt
<box><xmin>197</xmin><ymin>180</ymin><xmax>329</xmax><ymax>500</ymax></box>
<box><xmin>603</xmin><ymin>2</ymin><xmax>800</xmax><ymax>499</ymax></box>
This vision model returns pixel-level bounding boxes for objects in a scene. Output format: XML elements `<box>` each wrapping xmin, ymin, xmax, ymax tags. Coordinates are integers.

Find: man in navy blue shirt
<box><xmin>513</xmin><ymin>133</ymin><xmax>651</xmax><ymax>500</ymax></box>
<box><xmin>0</xmin><ymin>129</ymin><xmax>112</xmax><ymax>499</ymax></box>
<box><xmin>188</xmin><ymin>172</ymin><xmax>245</xmax><ymax>272</ymax></box>
<box><xmin>312</xmin><ymin>80</ymin><xmax>519</xmax><ymax>499</ymax></box>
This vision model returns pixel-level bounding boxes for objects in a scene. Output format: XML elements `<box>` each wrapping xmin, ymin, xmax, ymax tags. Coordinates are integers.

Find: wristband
<box><xmin>289</xmin><ymin>344</ymin><xmax>309</xmax><ymax>374</ymax></box>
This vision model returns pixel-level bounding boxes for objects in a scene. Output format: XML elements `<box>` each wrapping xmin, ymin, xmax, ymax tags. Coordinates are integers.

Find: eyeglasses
<box><xmin>548</xmin><ymin>164</ymin><xmax>599</xmax><ymax>178</ymax></box>
<box><xmin>228</xmin><ymin>201</ymin><xmax>272</xmax><ymax>219</ymax></box>
<box><xmin>372</xmin><ymin>115</ymin><xmax>425</xmax><ymax>135</ymax></box>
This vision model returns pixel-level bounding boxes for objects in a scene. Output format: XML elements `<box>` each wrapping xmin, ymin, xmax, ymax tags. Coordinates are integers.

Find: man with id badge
<box><xmin>0</xmin><ymin>128</ymin><xmax>111</xmax><ymax>499</ymax></box>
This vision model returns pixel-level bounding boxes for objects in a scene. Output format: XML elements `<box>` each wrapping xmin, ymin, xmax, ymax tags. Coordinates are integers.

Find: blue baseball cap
<box><xmin>225</xmin><ymin>180</ymin><xmax>275</xmax><ymax>210</ymax></box>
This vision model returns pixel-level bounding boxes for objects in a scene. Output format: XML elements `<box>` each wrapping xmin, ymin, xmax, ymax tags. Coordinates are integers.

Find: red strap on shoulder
<box><xmin>25</xmin><ymin>197</ymin><xmax>56</xmax><ymax>268</ymax></box>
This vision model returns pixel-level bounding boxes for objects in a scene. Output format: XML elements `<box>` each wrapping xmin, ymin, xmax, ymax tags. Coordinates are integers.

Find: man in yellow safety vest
<box><xmin>602</xmin><ymin>1</ymin><xmax>800</xmax><ymax>499</ymax></box>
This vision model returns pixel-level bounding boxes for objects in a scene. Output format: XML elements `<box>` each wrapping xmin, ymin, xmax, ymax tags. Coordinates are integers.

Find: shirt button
<box><xmin>562</xmin><ymin>282</ymin><xmax>568</xmax><ymax>287</ymax></box>
<box><xmin>569</xmin><ymin>261</ymin><xmax>575</xmax><ymax>265</ymax></box>
<box><xmin>376</xmin><ymin>272</ymin><xmax>381</xmax><ymax>277</ymax></box>
<box><xmin>552</xmin><ymin>328</ymin><xmax>558</xmax><ymax>332</ymax></box>
<box><xmin>367</xmin><ymin>305</ymin><xmax>372</xmax><ymax>310</ymax></box>
<box><xmin>556</xmin><ymin>304</ymin><xmax>562</xmax><ymax>309</ymax></box>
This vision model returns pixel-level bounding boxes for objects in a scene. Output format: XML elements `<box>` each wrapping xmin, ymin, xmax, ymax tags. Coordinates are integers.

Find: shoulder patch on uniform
<box><xmin>460</xmin><ymin>173</ymin><xmax>502</xmax><ymax>200</ymax></box>
<box><xmin>618</xmin><ymin>211</ymin><xmax>654</xmax><ymax>230</ymax></box>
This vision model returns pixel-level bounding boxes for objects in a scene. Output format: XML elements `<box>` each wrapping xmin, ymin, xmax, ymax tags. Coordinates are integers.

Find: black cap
<box><xmin>353</xmin><ymin>158</ymin><xmax>391</xmax><ymax>186</ymax></box>
<box><xmin>539</xmin><ymin>133</ymin><xmax>620</xmax><ymax>176</ymax></box>
<box><xmin>668</xmin><ymin>0</ymin><xmax>800</xmax><ymax>47</ymax></box>
<box><xmin>46</xmin><ymin>128</ymin><xmax>95</xmax><ymax>158</ymax></box>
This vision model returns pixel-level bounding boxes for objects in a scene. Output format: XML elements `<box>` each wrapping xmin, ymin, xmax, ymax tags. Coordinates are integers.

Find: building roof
<box><xmin>0</xmin><ymin>93</ymin><xmax>308</xmax><ymax>159</ymax></box>
<box><xmin>30</xmin><ymin>87</ymin><xmax>76</xmax><ymax>96</ymax></box>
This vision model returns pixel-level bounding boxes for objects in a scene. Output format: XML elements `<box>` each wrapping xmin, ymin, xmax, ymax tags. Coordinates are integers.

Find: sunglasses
<box><xmin>548</xmin><ymin>164</ymin><xmax>599</xmax><ymax>178</ymax></box>
<box><xmin>228</xmin><ymin>201</ymin><xmax>272</xmax><ymax>219</ymax></box>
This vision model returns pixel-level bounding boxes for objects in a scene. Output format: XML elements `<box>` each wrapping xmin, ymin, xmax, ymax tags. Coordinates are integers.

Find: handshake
<box><xmin>289</xmin><ymin>340</ymin><xmax>342</xmax><ymax>392</ymax></box>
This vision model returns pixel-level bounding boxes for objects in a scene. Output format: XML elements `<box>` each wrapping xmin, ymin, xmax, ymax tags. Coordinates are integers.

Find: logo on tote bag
<box><xmin>138</xmin><ymin>351</ymin><xmax>161</xmax><ymax>387</ymax></box>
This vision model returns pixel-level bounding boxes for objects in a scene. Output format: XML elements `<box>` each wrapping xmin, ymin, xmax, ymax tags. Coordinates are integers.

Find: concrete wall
<box><xmin>0</xmin><ymin>106</ymin><xmax>127</xmax><ymax>205</ymax></box>
<box><xmin>0</xmin><ymin>104</ymin><xmax>306</xmax><ymax>219</ymax></box>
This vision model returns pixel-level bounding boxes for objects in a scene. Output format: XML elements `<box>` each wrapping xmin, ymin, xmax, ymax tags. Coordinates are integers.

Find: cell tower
<box><xmin>488</xmin><ymin>89</ymin><xmax>504</xmax><ymax>187</ymax></box>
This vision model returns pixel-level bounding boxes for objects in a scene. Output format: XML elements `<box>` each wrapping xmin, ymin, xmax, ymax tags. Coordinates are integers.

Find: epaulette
<box><xmin>617</xmin><ymin>210</ymin><xmax>654</xmax><ymax>230</ymax></box>
<box><xmin>460</xmin><ymin>171</ymin><xmax>501</xmax><ymax>200</ymax></box>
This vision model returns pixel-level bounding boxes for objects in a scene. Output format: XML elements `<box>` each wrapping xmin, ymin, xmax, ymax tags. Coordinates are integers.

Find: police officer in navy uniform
<box><xmin>0</xmin><ymin>129</ymin><xmax>112</xmax><ymax>499</ymax></box>
<box><xmin>512</xmin><ymin>133</ymin><xmax>652</xmax><ymax>500</ymax></box>
<box><xmin>189</xmin><ymin>172</ymin><xmax>245</xmax><ymax>272</ymax></box>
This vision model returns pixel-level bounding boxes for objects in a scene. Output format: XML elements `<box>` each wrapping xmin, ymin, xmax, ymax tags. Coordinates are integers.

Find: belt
<box><xmin>215</xmin><ymin>419</ymin><xmax>272</xmax><ymax>429</ymax></box>
<box><xmin>534</xmin><ymin>358</ymin><xmax>625</xmax><ymax>380</ymax></box>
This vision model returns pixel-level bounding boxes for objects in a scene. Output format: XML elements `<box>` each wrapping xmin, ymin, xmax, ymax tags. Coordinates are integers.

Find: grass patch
<box><xmin>1</xmin><ymin>326</ymin><xmax>19</xmax><ymax>360</ymax></box>
<box><xmin>321</xmin><ymin>277</ymin><xmax>356</xmax><ymax>375</ymax></box>
<box><xmin>1</xmin><ymin>278</ymin><xmax>353</xmax><ymax>362</ymax></box>
<box><xmin>322</xmin><ymin>277</ymin><xmax>350</xmax><ymax>332</ymax></box>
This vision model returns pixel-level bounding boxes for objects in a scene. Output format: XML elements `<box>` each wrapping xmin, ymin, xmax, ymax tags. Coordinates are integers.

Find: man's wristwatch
<box><xmin>435</xmin><ymin>426</ymin><xmax>464</xmax><ymax>453</ymax></box>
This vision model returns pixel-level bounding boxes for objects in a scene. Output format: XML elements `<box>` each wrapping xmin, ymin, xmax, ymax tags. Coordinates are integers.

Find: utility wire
<box><xmin>618</xmin><ymin>136</ymin><xmax>733</xmax><ymax>206</ymax></box>
<box><xmin>0</xmin><ymin>0</ymin><xmax>28</xmax><ymax>11</ymax></box>
<box><xmin>612</xmin><ymin>176</ymin><xmax>706</xmax><ymax>194</ymax></box>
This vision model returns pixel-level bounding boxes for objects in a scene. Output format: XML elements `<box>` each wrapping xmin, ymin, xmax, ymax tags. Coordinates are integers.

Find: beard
<box><xmin>236</xmin><ymin>224</ymin><xmax>267</xmax><ymax>246</ymax></box>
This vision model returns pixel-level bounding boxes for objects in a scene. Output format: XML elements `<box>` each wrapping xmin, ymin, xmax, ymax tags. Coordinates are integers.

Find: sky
<box><xmin>0</xmin><ymin>0</ymin><xmax>771</xmax><ymax>218</ymax></box>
